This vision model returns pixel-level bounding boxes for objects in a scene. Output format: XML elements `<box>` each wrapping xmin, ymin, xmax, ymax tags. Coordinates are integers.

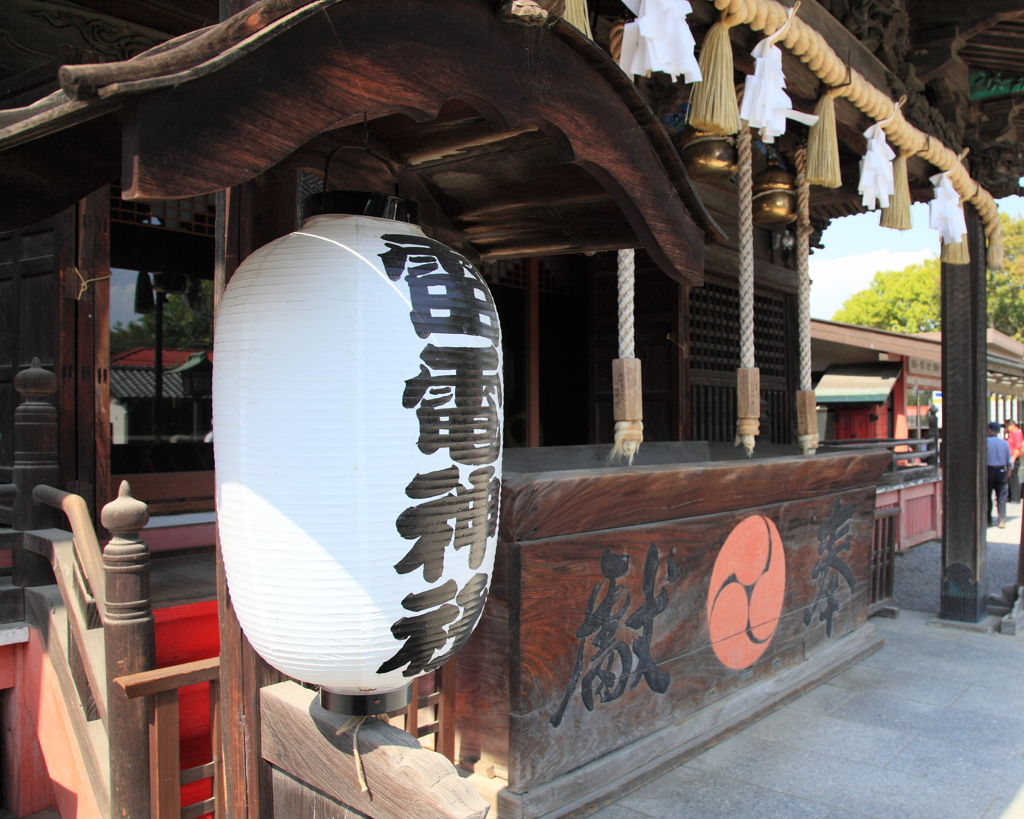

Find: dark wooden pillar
<box><xmin>526</xmin><ymin>257</ymin><xmax>541</xmax><ymax>447</ymax></box>
<box><xmin>12</xmin><ymin>359</ymin><xmax>60</xmax><ymax>586</ymax></box>
<box><xmin>214</xmin><ymin>170</ymin><xmax>295</xmax><ymax>819</ymax></box>
<box><xmin>940</xmin><ymin>204</ymin><xmax>988</xmax><ymax>622</ymax></box>
<box><xmin>102</xmin><ymin>480</ymin><xmax>156</xmax><ymax>818</ymax></box>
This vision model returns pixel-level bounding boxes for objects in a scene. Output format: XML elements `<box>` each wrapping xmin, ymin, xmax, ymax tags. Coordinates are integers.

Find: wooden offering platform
<box><xmin>455</xmin><ymin>442</ymin><xmax>892</xmax><ymax>819</ymax></box>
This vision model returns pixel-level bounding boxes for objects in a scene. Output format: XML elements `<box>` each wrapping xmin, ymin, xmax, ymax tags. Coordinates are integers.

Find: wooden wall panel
<box><xmin>498</xmin><ymin>450</ymin><xmax>892</xmax><ymax>543</ymax></box>
<box><xmin>505</xmin><ymin>486</ymin><xmax>876</xmax><ymax>792</ymax></box>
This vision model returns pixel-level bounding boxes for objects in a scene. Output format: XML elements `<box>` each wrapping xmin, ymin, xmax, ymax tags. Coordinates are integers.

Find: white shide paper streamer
<box><xmin>930</xmin><ymin>171</ymin><xmax>968</xmax><ymax>245</ymax></box>
<box><xmin>619</xmin><ymin>0</ymin><xmax>702</xmax><ymax>83</ymax></box>
<box><xmin>739</xmin><ymin>8</ymin><xmax>818</xmax><ymax>143</ymax></box>
<box><xmin>858</xmin><ymin>122</ymin><xmax>896</xmax><ymax>210</ymax></box>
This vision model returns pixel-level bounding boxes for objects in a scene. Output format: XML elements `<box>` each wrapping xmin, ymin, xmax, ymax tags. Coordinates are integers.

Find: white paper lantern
<box><xmin>213</xmin><ymin>194</ymin><xmax>503</xmax><ymax>713</ymax></box>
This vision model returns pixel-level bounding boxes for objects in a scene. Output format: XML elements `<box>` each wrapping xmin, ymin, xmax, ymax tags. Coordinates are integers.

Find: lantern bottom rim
<box><xmin>319</xmin><ymin>685</ymin><xmax>413</xmax><ymax>716</ymax></box>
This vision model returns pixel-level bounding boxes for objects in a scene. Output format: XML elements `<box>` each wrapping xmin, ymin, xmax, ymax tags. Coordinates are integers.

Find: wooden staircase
<box><xmin>1</xmin><ymin>361</ymin><xmax>223</xmax><ymax>819</ymax></box>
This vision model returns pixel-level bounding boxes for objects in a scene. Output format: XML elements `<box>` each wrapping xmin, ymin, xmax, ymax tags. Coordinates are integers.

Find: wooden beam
<box><xmin>117</xmin><ymin>0</ymin><xmax>709</xmax><ymax>284</ymax></box>
<box><xmin>260</xmin><ymin>681</ymin><xmax>489</xmax><ymax>819</ymax></box>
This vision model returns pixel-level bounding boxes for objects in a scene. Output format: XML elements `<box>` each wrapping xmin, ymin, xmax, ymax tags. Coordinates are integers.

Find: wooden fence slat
<box><xmin>407</xmin><ymin>676</ymin><xmax>421</xmax><ymax>739</ymax></box>
<box><xmin>437</xmin><ymin>660</ymin><xmax>456</xmax><ymax>762</ymax></box>
<box><xmin>182</xmin><ymin>798</ymin><xmax>217</xmax><ymax>819</ymax></box>
<box><xmin>151</xmin><ymin>689</ymin><xmax>181</xmax><ymax>819</ymax></box>
<box><xmin>211</xmin><ymin>678</ymin><xmax>225</xmax><ymax>819</ymax></box>
<box><xmin>180</xmin><ymin>762</ymin><xmax>216</xmax><ymax>786</ymax></box>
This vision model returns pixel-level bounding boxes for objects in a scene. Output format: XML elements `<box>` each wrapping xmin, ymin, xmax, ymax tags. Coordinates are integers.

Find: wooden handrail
<box><xmin>115</xmin><ymin>656</ymin><xmax>220</xmax><ymax>698</ymax></box>
<box><xmin>115</xmin><ymin>656</ymin><xmax>223</xmax><ymax>819</ymax></box>
<box><xmin>0</xmin><ymin>483</ymin><xmax>17</xmax><ymax>501</ymax></box>
<box><xmin>33</xmin><ymin>485</ymin><xmax>106</xmax><ymax>608</ymax></box>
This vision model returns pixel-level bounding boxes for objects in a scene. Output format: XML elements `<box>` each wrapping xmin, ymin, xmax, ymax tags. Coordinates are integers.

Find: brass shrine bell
<box><xmin>677</xmin><ymin>128</ymin><xmax>738</xmax><ymax>182</ymax></box>
<box><xmin>751</xmin><ymin>158</ymin><xmax>797</xmax><ymax>227</ymax></box>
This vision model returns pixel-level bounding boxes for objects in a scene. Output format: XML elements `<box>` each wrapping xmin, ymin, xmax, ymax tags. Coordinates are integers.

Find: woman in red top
<box><xmin>1006</xmin><ymin>419</ymin><xmax>1023</xmax><ymax>503</ymax></box>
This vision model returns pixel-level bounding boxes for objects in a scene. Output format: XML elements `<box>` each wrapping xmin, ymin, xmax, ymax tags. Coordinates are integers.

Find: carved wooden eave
<box><xmin>0</xmin><ymin>0</ymin><xmax>725</xmax><ymax>286</ymax></box>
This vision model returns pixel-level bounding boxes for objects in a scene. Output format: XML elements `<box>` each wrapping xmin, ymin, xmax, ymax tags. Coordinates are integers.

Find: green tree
<box><xmin>832</xmin><ymin>213</ymin><xmax>1024</xmax><ymax>340</ymax></box>
<box><xmin>832</xmin><ymin>259</ymin><xmax>941</xmax><ymax>333</ymax></box>
<box><xmin>988</xmin><ymin>212</ymin><xmax>1024</xmax><ymax>342</ymax></box>
<box><xmin>110</xmin><ymin>279</ymin><xmax>214</xmax><ymax>354</ymax></box>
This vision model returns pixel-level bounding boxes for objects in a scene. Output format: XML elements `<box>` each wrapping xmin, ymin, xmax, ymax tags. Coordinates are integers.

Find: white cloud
<box><xmin>809</xmin><ymin>248</ymin><xmax>934</xmax><ymax>320</ymax></box>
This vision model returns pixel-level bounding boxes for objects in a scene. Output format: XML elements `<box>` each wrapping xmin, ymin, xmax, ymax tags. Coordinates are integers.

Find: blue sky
<box><xmin>809</xmin><ymin>195</ymin><xmax>1024</xmax><ymax>319</ymax></box>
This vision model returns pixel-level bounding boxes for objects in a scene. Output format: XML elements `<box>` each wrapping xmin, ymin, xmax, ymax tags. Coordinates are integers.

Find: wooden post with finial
<box><xmin>13</xmin><ymin>357</ymin><xmax>60</xmax><ymax>587</ymax></box>
<box><xmin>102</xmin><ymin>480</ymin><xmax>155</xmax><ymax>819</ymax></box>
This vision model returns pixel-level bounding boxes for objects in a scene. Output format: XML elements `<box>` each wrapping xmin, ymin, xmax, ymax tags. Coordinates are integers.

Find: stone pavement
<box><xmin>590</xmin><ymin>515</ymin><xmax>1024</xmax><ymax>819</ymax></box>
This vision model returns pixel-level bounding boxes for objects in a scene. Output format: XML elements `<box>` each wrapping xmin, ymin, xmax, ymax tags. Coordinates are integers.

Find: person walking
<box><xmin>1005</xmin><ymin>418</ymin><xmax>1023</xmax><ymax>503</ymax></box>
<box><xmin>987</xmin><ymin>421</ymin><xmax>1013</xmax><ymax>528</ymax></box>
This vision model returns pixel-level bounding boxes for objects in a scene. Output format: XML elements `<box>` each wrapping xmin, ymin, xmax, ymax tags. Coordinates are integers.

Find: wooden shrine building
<box><xmin>0</xmin><ymin>1</ymin><xmax>1021</xmax><ymax>818</ymax></box>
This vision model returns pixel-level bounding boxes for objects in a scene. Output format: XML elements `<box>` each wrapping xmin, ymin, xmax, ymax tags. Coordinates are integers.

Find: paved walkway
<box><xmin>592</xmin><ymin>512</ymin><xmax>1024</xmax><ymax>819</ymax></box>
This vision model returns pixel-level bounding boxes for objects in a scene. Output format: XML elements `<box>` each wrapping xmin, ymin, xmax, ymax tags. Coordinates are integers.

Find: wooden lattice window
<box><xmin>110</xmin><ymin>182</ymin><xmax>217</xmax><ymax>237</ymax></box>
<box><xmin>688</xmin><ymin>282</ymin><xmax>740</xmax><ymax>372</ymax></box>
<box><xmin>754</xmin><ymin>293</ymin><xmax>788</xmax><ymax>379</ymax></box>
<box><xmin>689</xmin><ymin>282</ymin><xmax>789</xmax><ymax>377</ymax></box>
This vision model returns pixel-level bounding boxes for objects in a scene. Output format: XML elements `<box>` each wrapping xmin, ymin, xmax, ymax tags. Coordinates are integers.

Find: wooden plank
<box><xmin>499</xmin><ymin>450</ymin><xmax>892</xmax><ymax>542</ymax></box>
<box><xmin>492</xmin><ymin>624</ymin><xmax>884</xmax><ymax>819</ymax></box>
<box><xmin>116</xmin><ymin>656</ymin><xmax>220</xmax><ymax>698</ymax></box>
<box><xmin>151</xmin><ymin>689</ymin><xmax>182</xmax><ymax>819</ymax></box>
<box><xmin>111</xmin><ymin>471</ymin><xmax>215</xmax><ymax>505</ymax></box>
<box><xmin>271</xmin><ymin>767</ymin><xmax>364</xmax><ymax>819</ymax></box>
<box><xmin>503</xmin><ymin>486</ymin><xmax>878</xmax><ymax>792</ymax></box>
<box><xmin>260</xmin><ymin>681</ymin><xmax>489</xmax><ymax>819</ymax></box>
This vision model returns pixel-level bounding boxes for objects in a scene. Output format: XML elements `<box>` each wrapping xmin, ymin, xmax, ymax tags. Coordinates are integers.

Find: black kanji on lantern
<box><xmin>403</xmin><ymin>345</ymin><xmax>502</xmax><ymax>465</ymax></box>
<box><xmin>395</xmin><ymin>466</ymin><xmax>500</xmax><ymax>583</ymax></box>
<box><xmin>381</xmin><ymin>232</ymin><xmax>502</xmax><ymax>679</ymax></box>
<box><xmin>377</xmin><ymin>572</ymin><xmax>490</xmax><ymax>677</ymax></box>
<box><xmin>379</xmin><ymin>234</ymin><xmax>500</xmax><ymax>344</ymax></box>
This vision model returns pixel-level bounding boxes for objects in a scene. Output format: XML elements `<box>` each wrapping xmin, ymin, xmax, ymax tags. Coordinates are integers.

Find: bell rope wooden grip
<box><xmin>612</xmin><ymin>358</ymin><xmax>643</xmax><ymax>423</ymax></box>
<box><xmin>735</xmin><ymin>367</ymin><xmax>760</xmax><ymax>456</ymax></box>
<box><xmin>796</xmin><ymin>390</ymin><xmax>819</xmax><ymax>456</ymax></box>
<box><xmin>102</xmin><ymin>480</ymin><xmax>155</xmax><ymax>819</ymax></box>
<box><xmin>12</xmin><ymin>357</ymin><xmax>59</xmax><ymax>587</ymax></box>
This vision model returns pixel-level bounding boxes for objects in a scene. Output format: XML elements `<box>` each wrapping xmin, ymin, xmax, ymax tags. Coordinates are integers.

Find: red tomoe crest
<box><xmin>707</xmin><ymin>516</ymin><xmax>786</xmax><ymax>670</ymax></box>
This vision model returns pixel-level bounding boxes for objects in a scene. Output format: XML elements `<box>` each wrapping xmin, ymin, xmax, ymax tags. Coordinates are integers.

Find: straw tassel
<box><xmin>689</xmin><ymin>12</ymin><xmax>741</xmax><ymax>135</ymax></box>
<box><xmin>988</xmin><ymin>218</ymin><xmax>1004</xmax><ymax>271</ymax></box>
<box><xmin>942</xmin><ymin>236</ymin><xmax>971</xmax><ymax>265</ymax></box>
<box><xmin>805</xmin><ymin>89</ymin><xmax>842</xmax><ymax>188</ymax></box>
<box><xmin>880</xmin><ymin>149</ymin><xmax>912</xmax><ymax>230</ymax></box>
<box><xmin>563</xmin><ymin>0</ymin><xmax>593</xmax><ymax>38</ymax></box>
